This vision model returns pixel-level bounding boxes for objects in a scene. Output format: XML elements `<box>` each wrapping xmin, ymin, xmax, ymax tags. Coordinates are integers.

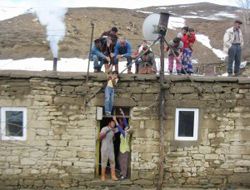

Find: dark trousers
<box><xmin>228</xmin><ymin>44</ymin><xmax>241</xmax><ymax>75</ymax></box>
<box><xmin>119</xmin><ymin>151</ymin><xmax>129</xmax><ymax>177</ymax></box>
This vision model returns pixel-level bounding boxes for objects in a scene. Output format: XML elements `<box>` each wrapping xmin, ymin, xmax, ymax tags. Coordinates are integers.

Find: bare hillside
<box><xmin>0</xmin><ymin>3</ymin><xmax>249</xmax><ymax>65</ymax></box>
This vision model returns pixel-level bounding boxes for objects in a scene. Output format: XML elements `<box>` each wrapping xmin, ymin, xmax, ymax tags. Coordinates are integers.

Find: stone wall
<box><xmin>0</xmin><ymin>71</ymin><xmax>249</xmax><ymax>189</ymax></box>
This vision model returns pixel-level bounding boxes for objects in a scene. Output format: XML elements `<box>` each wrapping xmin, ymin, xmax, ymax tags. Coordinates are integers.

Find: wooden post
<box><xmin>157</xmin><ymin>35</ymin><xmax>166</xmax><ymax>190</ymax></box>
<box><xmin>86</xmin><ymin>22</ymin><xmax>94</xmax><ymax>83</ymax></box>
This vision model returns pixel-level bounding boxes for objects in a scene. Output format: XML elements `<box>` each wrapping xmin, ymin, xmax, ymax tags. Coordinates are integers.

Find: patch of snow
<box><xmin>214</xmin><ymin>11</ymin><xmax>236</xmax><ymax>18</ymax></box>
<box><xmin>196</xmin><ymin>34</ymin><xmax>227</xmax><ymax>60</ymax></box>
<box><xmin>182</xmin><ymin>15</ymin><xmax>221</xmax><ymax>20</ymax></box>
<box><xmin>192</xmin><ymin>59</ymin><xmax>199</xmax><ymax>64</ymax></box>
<box><xmin>0</xmin><ymin>57</ymin><xmax>163</xmax><ymax>73</ymax></box>
<box><xmin>0</xmin><ymin>57</ymin><xmax>190</xmax><ymax>75</ymax></box>
<box><xmin>178</xmin><ymin>5</ymin><xmax>190</xmax><ymax>8</ymax></box>
<box><xmin>240</xmin><ymin>61</ymin><xmax>247</xmax><ymax>69</ymax></box>
<box><xmin>168</xmin><ymin>17</ymin><xmax>186</xmax><ymax>30</ymax></box>
<box><xmin>189</xmin><ymin>11</ymin><xmax>197</xmax><ymax>15</ymax></box>
<box><xmin>156</xmin><ymin>7</ymin><xmax>168</xmax><ymax>10</ymax></box>
<box><xmin>0</xmin><ymin>7</ymin><xmax>28</xmax><ymax>21</ymax></box>
<box><xmin>136</xmin><ymin>10</ymin><xmax>154</xmax><ymax>14</ymax></box>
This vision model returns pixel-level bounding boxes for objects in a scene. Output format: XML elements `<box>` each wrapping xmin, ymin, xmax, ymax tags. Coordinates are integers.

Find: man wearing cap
<box><xmin>223</xmin><ymin>20</ymin><xmax>244</xmax><ymax>76</ymax></box>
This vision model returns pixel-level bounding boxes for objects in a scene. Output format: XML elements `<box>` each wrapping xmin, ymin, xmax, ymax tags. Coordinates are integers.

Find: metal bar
<box><xmin>86</xmin><ymin>22</ymin><xmax>95</xmax><ymax>83</ymax></box>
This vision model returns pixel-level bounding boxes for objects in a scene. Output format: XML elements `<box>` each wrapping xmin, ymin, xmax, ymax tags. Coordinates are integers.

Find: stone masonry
<box><xmin>0</xmin><ymin>71</ymin><xmax>249</xmax><ymax>189</ymax></box>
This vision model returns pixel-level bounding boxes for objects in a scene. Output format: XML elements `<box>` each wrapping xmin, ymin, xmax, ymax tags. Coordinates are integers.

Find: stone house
<box><xmin>0</xmin><ymin>70</ymin><xmax>250</xmax><ymax>190</ymax></box>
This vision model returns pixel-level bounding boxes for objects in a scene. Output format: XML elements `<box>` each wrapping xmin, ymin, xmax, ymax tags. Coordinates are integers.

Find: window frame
<box><xmin>175</xmin><ymin>108</ymin><xmax>199</xmax><ymax>141</ymax></box>
<box><xmin>1</xmin><ymin>107</ymin><xmax>27</xmax><ymax>141</ymax></box>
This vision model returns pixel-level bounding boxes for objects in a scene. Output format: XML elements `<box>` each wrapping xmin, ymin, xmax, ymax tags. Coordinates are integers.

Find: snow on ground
<box><xmin>214</xmin><ymin>11</ymin><xmax>237</xmax><ymax>18</ymax></box>
<box><xmin>182</xmin><ymin>15</ymin><xmax>221</xmax><ymax>20</ymax></box>
<box><xmin>136</xmin><ymin>10</ymin><xmax>154</xmax><ymax>14</ymax></box>
<box><xmin>196</xmin><ymin>34</ymin><xmax>227</xmax><ymax>60</ymax></box>
<box><xmin>0</xmin><ymin>58</ymin><xmax>171</xmax><ymax>74</ymax></box>
<box><xmin>181</xmin><ymin>11</ymin><xmax>236</xmax><ymax>20</ymax></box>
<box><xmin>189</xmin><ymin>11</ymin><xmax>198</xmax><ymax>15</ymax></box>
<box><xmin>168</xmin><ymin>17</ymin><xmax>186</xmax><ymax>30</ymax></box>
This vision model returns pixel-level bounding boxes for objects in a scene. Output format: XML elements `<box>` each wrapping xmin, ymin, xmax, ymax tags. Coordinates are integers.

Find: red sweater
<box><xmin>182</xmin><ymin>33</ymin><xmax>196</xmax><ymax>50</ymax></box>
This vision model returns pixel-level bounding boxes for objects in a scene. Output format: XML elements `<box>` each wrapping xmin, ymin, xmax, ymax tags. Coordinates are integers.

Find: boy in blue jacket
<box><xmin>114</xmin><ymin>37</ymin><xmax>132</xmax><ymax>73</ymax></box>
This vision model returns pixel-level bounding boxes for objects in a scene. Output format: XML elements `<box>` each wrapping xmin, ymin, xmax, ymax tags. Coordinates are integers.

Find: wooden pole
<box><xmin>156</xmin><ymin>35</ymin><xmax>166</xmax><ymax>190</ymax></box>
<box><xmin>86</xmin><ymin>22</ymin><xmax>94</xmax><ymax>83</ymax></box>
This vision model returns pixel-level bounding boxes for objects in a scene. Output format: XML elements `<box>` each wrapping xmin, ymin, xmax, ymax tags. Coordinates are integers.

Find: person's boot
<box><xmin>111</xmin><ymin>167</ymin><xmax>118</xmax><ymax>181</ymax></box>
<box><xmin>101</xmin><ymin>167</ymin><xmax>106</xmax><ymax>181</ymax></box>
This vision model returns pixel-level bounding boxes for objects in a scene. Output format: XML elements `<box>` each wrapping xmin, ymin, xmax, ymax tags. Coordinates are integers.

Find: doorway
<box><xmin>96</xmin><ymin>106</ymin><xmax>130</xmax><ymax>178</ymax></box>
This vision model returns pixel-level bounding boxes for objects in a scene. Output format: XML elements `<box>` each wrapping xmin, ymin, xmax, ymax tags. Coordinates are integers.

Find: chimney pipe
<box><xmin>53</xmin><ymin>57</ymin><xmax>57</xmax><ymax>71</ymax></box>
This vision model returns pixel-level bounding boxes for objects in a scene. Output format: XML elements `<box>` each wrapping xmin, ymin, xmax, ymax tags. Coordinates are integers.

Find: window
<box><xmin>1</xmin><ymin>107</ymin><xmax>27</xmax><ymax>141</ymax></box>
<box><xmin>175</xmin><ymin>108</ymin><xmax>199</xmax><ymax>141</ymax></box>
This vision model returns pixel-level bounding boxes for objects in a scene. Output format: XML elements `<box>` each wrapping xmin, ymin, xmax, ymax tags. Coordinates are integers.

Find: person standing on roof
<box><xmin>181</xmin><ymin>27</ymin><xmax>196</xmax><ymax>74</ymax></box>
<box><xmin>166</xmin><ymin>37</ymin><xmax>184</xmax><ymax>75</ymax></box>
<box><xmin>223</xmin><ymin>20</ymin><xmax>244</xmax><ymax>76</ymax></box>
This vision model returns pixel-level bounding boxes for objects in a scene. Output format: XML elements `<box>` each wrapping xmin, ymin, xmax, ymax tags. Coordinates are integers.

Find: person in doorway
<box><xmin>114</xmin><ymin>37</ymin><xmax>132</xmax><ymax>73</ymax></box>
<box><xmin>223</xmin><ymin>20</ymin><xmax>244</xmax><ymax>76</ymax></box>
<box><xmin>99</xmin><ymin>118</ymin><xmax>122</xmax><ymax>181</ymax></box>
<box><xmin>166</xmin><ymin>37</ymin><xmax>183</xmax><ymax>74</ymax></box>
<box><xmin>104</xmin><ymin>71</ymin><xmax>119</xmax><ymax>116</ymax></box>
<box><xmin>91</xmin><ymin>38</ymin><xmax>110</xmax><ymax>72</ymax></box>
<box><xmin>113</xmin><ymin>109</ymin><xmax>133</xmax><ymax>180</ymax></box>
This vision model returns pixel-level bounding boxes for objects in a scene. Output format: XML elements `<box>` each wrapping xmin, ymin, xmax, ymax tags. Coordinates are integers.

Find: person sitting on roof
<box><xmin>136</xmin><ymin>44</ymin><xmax>156</xmax><ymax>74</ymax></box>
<box><xmin>101</xmin><ymin>27</ymin><xmax>119</xmax><ymax>72</ymax></box>
<box><xmin>91</xmin><ymin>37</ymin><xmax>111</xmax><ymax>73</ymax></box>
<box><xmin>114</xmin><ymin>37</ymin><xmax>132</xmax><ymax>74</ymax></box>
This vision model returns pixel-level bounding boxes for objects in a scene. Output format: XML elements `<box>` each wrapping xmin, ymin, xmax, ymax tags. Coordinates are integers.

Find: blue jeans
<box><xmin>92</xmin><ymin>54</ymin><xmax>104</xmax><ymax>71</ymax></box>
<box><xmin>114</xmin><ymin>55</ymin><xmax>132</xmax><ymax>69</ymax></box>
<box><xmin>104</xmin><ymin>86</ymin><xmax>114</xmax><ymax>114</ymax></box>
<box><xmin>228</xmin><ymin>44</ymin><xmax>241</xmax><ymax>74</ymax></box>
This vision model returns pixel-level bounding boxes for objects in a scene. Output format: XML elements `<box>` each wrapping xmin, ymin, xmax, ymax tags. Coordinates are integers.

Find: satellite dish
<box><xmin>142</xmin><ymin>13</ymin><xmax>161</xmax><ymax>41</ymax></box>
<box><xmin>142</xmin><ymin>12</ymin><xmax>171</xmax><ymax>41</ymax></box>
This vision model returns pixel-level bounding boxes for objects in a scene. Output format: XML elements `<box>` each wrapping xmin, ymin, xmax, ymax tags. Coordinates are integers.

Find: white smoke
<box><xmin>33</xmin><ymin>0</ymin><xmax>67</xmax><ymax>58</ymax></box>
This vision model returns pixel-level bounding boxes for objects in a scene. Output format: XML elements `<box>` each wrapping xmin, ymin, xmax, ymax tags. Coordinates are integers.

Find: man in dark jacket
<box><xmin>101</xmin><ymin>27</ymin><xmax>119</xmax><ymax>72</ymax></box>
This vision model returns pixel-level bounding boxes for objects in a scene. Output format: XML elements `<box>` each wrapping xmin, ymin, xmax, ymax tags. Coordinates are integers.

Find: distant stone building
<box><xmin>0</xmin><ymin>71</ymin><xmax>250</xmax><ymax>189</ymax></box>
